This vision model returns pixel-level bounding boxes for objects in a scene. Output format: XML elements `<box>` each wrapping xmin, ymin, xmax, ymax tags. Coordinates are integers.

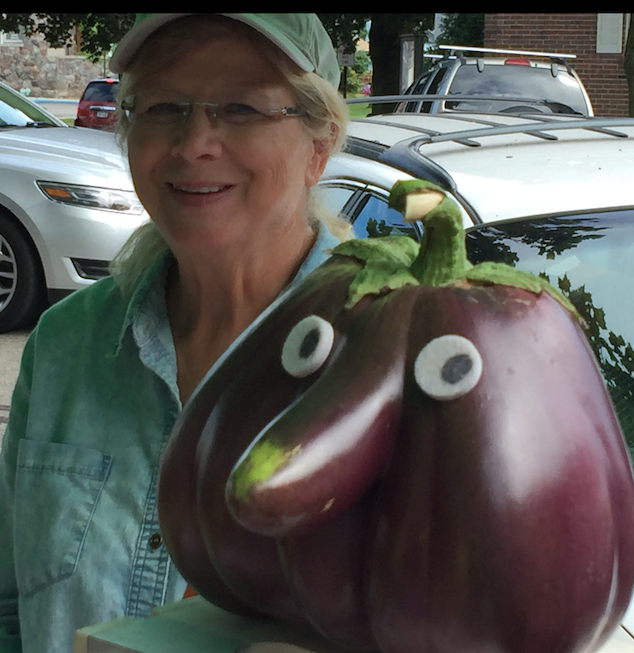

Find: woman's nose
<box><xmin>170</xmin><ymin>106</ymin><xmax>224</xmax><ymax>161</ymax></box>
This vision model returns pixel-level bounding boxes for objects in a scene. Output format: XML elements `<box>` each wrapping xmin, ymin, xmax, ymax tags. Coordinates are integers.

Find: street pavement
<box><xmin>0</xmin><ymin>330</ymin><xmax>30</xmax><ymax>441</ymax></box>
<box><xmin>33</xmin><ymin>98</ymin><xmax>79</xmax><ymax>120</ymax></box>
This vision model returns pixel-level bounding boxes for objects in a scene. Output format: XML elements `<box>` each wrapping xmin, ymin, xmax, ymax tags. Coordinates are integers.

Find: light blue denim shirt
<box><xmin>0</xmin><ymin>223</ymin><xmax>340</xmax><ymax>653</ymax></box>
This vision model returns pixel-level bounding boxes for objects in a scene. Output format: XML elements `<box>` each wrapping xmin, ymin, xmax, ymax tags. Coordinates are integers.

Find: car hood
<box><xmin>0</xmin><ymin>125</ymin><xmax>134</xmax><ymax>189</ymax></box>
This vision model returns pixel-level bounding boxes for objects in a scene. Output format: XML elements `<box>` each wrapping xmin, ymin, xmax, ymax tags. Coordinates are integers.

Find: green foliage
<box><xmin>437</xmin><ymin>13</ymin><xmax>484</xmax><ymax>47</ymax></box>
<box><xmin>354</xmin><ymin>50</ymin><xmax>371</xmax><ymax>75</ymax></box>
<box><xmin>556</xmin><ymin>276</ymin><xmax>634</xmax><ymax>452</ymax></box>
<box><xmin>316</xmin><ymin>14</ymin><xmax>369</xmax><ymax>53</ymax></box>
<box><xmin>0</xmin><ymin>13</ymin><xmax>134</xmax><ymax>62</ymax></box>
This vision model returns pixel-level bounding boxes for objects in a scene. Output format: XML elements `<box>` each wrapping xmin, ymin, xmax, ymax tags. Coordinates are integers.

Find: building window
<box><xmin>0</xmin><ymin>31</ymin><xmax>23</xmax><ymax>46</ymax></box>
<box><xmin>596</xmin><ymin>13</ymin><xmax>624</xmax><ymax>54</ymax></box>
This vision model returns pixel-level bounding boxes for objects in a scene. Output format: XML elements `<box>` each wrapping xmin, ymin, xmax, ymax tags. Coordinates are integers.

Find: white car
<box><xmin>320</xmin><ymin>111</ymin><xmax>634</xmax><ymax>234</ymax></box>
<box><xmin>0</xmin><ymin>80</ymin><xmax>147</xmax><ymax>332</ymax></box>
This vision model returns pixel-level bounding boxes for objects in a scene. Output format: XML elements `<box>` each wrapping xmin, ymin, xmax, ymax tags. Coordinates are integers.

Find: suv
<box><xmin>74</xmin><ymin>77</ymin><xmax>119</xmax><ymax>130</ymax></box>
<box><xmin>396</xmin><ymin>45</ymin><xmax>593</xmax><ymax>117</ymax></box>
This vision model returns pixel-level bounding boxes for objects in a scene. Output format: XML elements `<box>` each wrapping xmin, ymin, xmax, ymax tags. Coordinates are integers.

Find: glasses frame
<box><xmin>121</xmin><ymin>96</ymin><xmax>306</xmax><ymax>128</ymax></box>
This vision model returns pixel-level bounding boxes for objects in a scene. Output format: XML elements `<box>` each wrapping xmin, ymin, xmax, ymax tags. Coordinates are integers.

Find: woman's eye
<box><xmin>414</xmin><ymin>334</ymin><xmax>483</xmax><ymax>400</ymax></box>
<box><xmin>145</xmin><ymin>102</ymin><xmax>183</xmax><ymax>118</ymax></box>
<box><xmin>222</xmin><ymin>103</ymin><xmax>261</xmax><ymax>122</ymax></box>
<box><xmin>281</xmin><ymin>315</ymin><xmax>335</xmax><ymax>378</ymax></box>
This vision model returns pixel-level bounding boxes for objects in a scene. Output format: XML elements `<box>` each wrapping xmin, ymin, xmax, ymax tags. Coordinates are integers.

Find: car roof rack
<box><xmin>436</xmin><ymin>45</ymin><xmax>577</xmax><ymax>60</ymax></box>
<box><xmin>434</xmin><ymin>45</ymin><xmax>577</xmax><ymax>74</ymax></box>
<box><xmin>352</xmin><ymin>114</ymin><xmax>634</xmax><ymax>147</ymax></box>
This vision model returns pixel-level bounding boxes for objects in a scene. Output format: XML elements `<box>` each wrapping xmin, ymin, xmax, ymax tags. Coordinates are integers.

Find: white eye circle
<box><xmin>281</xmin><ymin>315</ymin><xmax>335</xmax><ymax>378</ymax></box>
<box><xmin>414</xmin><ymin>334</ymin><xmax>483</xmax><ymax>400</ymax></box>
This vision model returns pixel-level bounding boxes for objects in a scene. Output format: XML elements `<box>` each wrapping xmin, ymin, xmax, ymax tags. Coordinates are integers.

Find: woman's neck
<box><xmin>166</xmin><ymin>222</ymin><xmax>317</xmax><ymax>402</ymax></box>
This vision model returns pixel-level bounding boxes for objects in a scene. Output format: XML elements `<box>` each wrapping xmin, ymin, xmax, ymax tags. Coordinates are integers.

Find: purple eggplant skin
<box><xmin>368</xmin><ymin>283</ymin><xmax>634</xmax><ymax>653</ymax></box>
<box><xmin>225</xmin><ymin>286</ymin><xmax>421</xmax><ymax>538</ymax></box>
<box><xmin>158</xmin><ymin>256</ymin><xmax>361</xmax><ymax>621</ymax></box>
<box><xmin>277</xmin><ymin>491</ymin><xmax>378</xmax><ymax>651</ymax></box>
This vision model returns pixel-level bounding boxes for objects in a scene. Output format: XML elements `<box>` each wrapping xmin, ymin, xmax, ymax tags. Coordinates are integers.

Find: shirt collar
<box><xmin>115</xmin><ymin>221</ymin><xmax>341</xmax><ymax>354</ymax></box>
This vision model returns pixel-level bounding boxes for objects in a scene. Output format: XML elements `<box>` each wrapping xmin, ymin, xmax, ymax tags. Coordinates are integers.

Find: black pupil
<box><xmin>299</xmin><ymin>328</ymin><xmax>320</xmax><ymax>359</ymax></box>
<box><xmin>441</xmin><ymin>354</ymin><xmax>473</xmax><ymax>384</ymax></box>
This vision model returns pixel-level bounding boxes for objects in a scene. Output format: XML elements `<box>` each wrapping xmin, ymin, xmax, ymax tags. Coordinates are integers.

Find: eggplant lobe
<box><xmin>277</xmin><ymin>491</ymin><xmax>378</xmax><ymax>650</ymax></box>
<box><xmin>225</xmin><ymin>287</ymin><xmax>420</xmax><ymax>538</ymax></box>
<box><xmin>159</xmin><ymin>257</ymin><xmax>361</xmax><ymax>620</ymax></box>
<box><xmin>368</xmin><ymin>283</ymin><xmax>634</xmax><ymax>653</ymax></box>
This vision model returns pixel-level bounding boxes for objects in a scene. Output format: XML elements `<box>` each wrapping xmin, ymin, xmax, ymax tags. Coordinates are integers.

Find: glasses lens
<box><xmin>125</xmin><ymin>91</ymin><xmax>303</xmax><ymax>128</ymax></box>
<box><xmin>217</xmin><ymin>102</ymin><xmax>264</xmax><ymax>126</ymax></box>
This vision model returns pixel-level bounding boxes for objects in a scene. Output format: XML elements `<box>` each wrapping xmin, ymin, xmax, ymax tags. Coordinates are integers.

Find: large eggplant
<box><xmin>158</xmin><ymin>180</ymin><xmax>634</xmax><ymax>653</ymax></box>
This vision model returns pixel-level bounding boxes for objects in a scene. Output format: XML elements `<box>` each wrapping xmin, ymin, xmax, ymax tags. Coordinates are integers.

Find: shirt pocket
<box><xmin>14</xmin><ymin>440</ymin><xmax>112</xmax><ymax>598</ymax></box>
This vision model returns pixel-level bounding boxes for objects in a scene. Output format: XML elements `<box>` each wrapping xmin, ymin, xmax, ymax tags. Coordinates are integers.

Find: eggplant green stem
<box><xmin>331</xmin><ymin>179</ymin><xmax>579</xmax><ymax>320</ymax></box>
<box><xmin>389</xmin><ymin>179</ymin><xmax>580</xmax><ymax>318</ymax></box>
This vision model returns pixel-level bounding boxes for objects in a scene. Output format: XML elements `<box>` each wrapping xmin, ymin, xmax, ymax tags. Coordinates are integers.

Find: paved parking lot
<box><xmin>0</xmin><ymin>330</ymin><xmax>30</xmax><ymax>441</ymax></box>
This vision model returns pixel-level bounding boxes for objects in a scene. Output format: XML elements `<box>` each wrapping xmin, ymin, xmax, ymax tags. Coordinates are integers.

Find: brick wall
<box><xmin>484</xmin><ymin>13</ymin><xmax>629</xmax><ymax>117</ymax></box>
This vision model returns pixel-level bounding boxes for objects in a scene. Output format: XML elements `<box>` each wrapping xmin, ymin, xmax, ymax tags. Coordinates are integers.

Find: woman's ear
<box><xmin>305</xmin><ymin>125</ymin><xmax>338</xmax><ymax>188</ymax></box>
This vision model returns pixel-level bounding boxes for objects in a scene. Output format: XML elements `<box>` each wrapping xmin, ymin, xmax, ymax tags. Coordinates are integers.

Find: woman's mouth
<box><xmin>170</xmin><ymin>183</ymin><xmax>230</xmax><ymax>194</ymax></box>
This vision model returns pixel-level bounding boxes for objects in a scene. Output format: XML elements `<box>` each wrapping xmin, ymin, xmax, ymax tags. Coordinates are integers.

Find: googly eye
<box><xmin>414</xmin><ymin>334</ymin><xmax>482</xmax><ymax>400</ymax></box>
<box><xmin>281</xmin><ymin>315</ymin><xmax>335</xmax><ymax>378</ymax></box>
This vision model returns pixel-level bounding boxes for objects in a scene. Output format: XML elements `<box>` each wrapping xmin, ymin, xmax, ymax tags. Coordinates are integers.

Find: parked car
<box><xmin>319</xmin><ymin>111</ymin><xmax>634</xmax><ymax>236</ymax></box>
<box><xmin>74</xmin><ymin>77</ymin><xmax>119</xmax><ymax>130</ymax></box>
<box><xmin>394</xmin><ymin>46</ymin><xmax>593</xmax><ymax>117</ymax></box>
<box><xmin>0</xmin><ymin>80</ymin><xmax>147</xmax><ymax>332</ymax></box>
<box><xmin>318</xmin><ymin>110</ymin><xmax>634</xmax><ymax>649</ymax></box>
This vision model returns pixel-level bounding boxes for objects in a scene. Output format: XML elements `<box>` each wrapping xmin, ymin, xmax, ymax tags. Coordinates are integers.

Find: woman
<box><xmin>0</xmin><ymin>13</ymin><xmax>348</xmax><ymax>653</ymax></box>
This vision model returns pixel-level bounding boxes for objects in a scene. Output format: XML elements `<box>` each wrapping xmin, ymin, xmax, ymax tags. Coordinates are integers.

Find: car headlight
<box><xmin>36</xmin><ymin>181</ymin><xmax>145</xmax><ymax>215</ymax></box>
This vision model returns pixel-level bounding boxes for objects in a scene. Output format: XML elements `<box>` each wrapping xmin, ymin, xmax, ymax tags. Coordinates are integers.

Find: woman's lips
<box><xmin>170</xmin><ymin>182</ymin><xmax>231</xmax><ymax>194</ymax></box>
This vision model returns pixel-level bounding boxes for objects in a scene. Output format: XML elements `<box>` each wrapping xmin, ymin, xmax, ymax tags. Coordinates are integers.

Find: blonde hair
<box><xmin>110</xmin><ymin>15</ymin><xmax>351</xmax><ymax>293</ymax></box>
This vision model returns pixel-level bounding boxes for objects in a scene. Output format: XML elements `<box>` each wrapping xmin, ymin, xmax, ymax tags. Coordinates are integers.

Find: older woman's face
<box><xmin>126</xmin><ymin>34</ymin><xmax>329</xmax><ymax>255</ymax></box>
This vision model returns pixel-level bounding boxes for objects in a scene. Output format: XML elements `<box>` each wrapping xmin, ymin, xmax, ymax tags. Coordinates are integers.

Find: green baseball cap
<box><xmin>109</xmin><ymin>13</ymin><xmax>340</xmax><ymax>88</ymax></box>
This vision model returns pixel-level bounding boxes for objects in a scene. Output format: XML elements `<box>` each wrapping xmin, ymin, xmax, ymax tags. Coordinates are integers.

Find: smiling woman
<box><xmin>0</xmin><ymin>13</ymin><xmax>350</xmax><ymax>653</ymax></box>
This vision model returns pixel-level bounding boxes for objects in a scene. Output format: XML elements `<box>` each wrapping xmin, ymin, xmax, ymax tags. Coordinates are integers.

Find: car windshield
<box><xmin>447</xmin><ymin>63</ymin><xmax>589</xmax><ymax>115</ymax></box>
<box><xmin>466</xmin><ymin>210</ymin><xmax>634</xmax><ymax>453</ymax></box>
<box><xmin>0</xmin><ymin>85</ymin><xmax>59</xmax><ymax>127</ymax></box>
<box><xmin>82</xmin><ymin>81</ymin><xmax>118</xmax><ymax>103</ymax></box>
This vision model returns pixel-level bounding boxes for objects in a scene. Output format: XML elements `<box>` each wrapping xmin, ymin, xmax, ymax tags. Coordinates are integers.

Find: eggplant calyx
<box><xmin>462</xmin><ymin>262</ymin><xmax>580</xmax><ymax>318</ymax></box>
<box><xmin>331</xmin><ymin>236</ymin><xmax>420</xmax><ymax>307</ymax></box>
<box><xmin>389</xmin><ymin>180</ymin><xmax>581</xmax><ymax>320</ymax></box>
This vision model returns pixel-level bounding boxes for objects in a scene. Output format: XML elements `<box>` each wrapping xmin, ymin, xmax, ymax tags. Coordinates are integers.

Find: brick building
<box><xmin>484</xmin><ymin>13</ymin><xmax>630</xmax><ymax>116</ymax></box>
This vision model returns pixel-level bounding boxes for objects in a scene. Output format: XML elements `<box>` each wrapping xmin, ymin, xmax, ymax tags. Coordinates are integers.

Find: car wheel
<box><xmin>0</xmin><ymin>211</ymin><xmax>47</xmax><ymax>333</ymax></box>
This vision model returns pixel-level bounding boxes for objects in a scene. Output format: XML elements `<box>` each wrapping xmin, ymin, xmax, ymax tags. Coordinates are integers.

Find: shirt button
<box><xmin>148</xmin><ymin>532</ymin><xmax>163</xmax><ymax>551</ymax></box>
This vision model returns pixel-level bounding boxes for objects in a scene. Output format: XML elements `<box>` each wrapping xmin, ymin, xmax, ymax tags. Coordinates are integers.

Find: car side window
<box><xmin>404</xmin><ymin>72</ymin><xmax>431</xmax><ymax>112</ymax></box>
<box><xmin>422</xmin><ymin>67</ymin><xmax>449</xmax><ymax>113</ymax></box>
<box><xmin>315</xmin><ymin>184</ymin><xmax>357</xmax><ymax>218</ymax></box>
<box><xmin>351</xmin><ymin>194</ymin><xmax>420</xmax><ymax>240</ymax></box>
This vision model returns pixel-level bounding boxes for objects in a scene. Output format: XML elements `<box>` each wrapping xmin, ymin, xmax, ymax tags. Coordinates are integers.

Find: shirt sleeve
<box><xmin>0</xmin><ymin>332</ymin><xmax>36</xmax><ymax>650</ymax></box>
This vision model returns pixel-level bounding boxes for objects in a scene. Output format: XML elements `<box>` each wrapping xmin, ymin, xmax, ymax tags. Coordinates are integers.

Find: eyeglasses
<box><xmin>121</xmin><ymin>95</ymin><xmax>305</xmax><ymax>128</ymax></box>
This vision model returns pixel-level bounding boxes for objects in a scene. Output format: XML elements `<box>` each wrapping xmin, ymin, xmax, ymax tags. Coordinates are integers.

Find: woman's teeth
<box><xmin>172</xmin><ymin>184</ymin><xmax>224</xmax><ymax>193</ymax></box>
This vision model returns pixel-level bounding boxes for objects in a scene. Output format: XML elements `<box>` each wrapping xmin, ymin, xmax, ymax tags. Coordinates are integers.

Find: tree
<box><xmin>1</xmin><ymin>12</ymin><xmax>434</xmax><ymax>110</ymax></box>
<box><xmin>0</xmin><ymin>13</ymin><xmax>134</xmax><ymax>62</ymax></box>
<box><xmin>319</xmin><ymin>13</ymin><xmax>433</xmax><ymax>113</ymax></box>
<box><xmin>437</xmin><ymin>14</ymin><xmax>484</xmax><ymax>47</ymax></box>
